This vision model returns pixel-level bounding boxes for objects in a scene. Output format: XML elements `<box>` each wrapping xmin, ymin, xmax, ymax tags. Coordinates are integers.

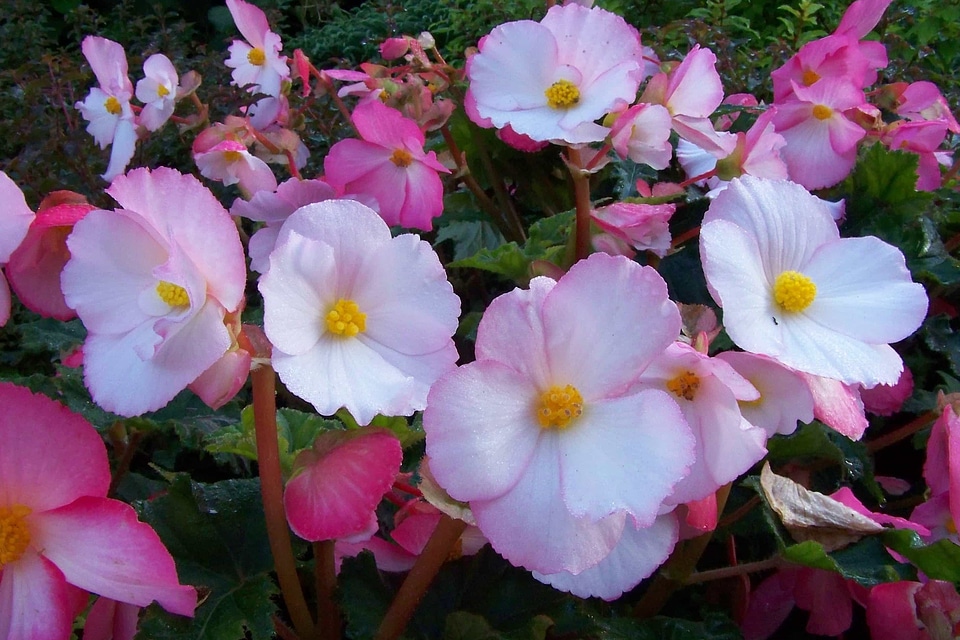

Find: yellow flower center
<box><xmin>947</xmin><ymin>518</ymin><xmax>957</xmax><ymax>535</ymax></box>
<box><xmin>326</xmin><ymin>299</ymin><xmax>366</xmax><ymax>337</ymax></box>
<box><xmin>247</xmin><ymin>47</ymin><xmax>266</xmax><ymax>66</ymax></box>
<box><xmin>157</xmin><ymin>84</ymin><xmax>170</xmax><ymax>98</ymax></box>
<box><xmin>156</xmin><ymin>281</ymin><xmax>190</xmax><ymax>307</ymax></box>
<box><xmin>390</xmin><ymin>149</ymin><xmax>413</xmax><ymax>167</ymax></box>
<box><xmin>666</xmin><ymin>371</ymin><xmax>701</xmax><ymax>401</ymax></box>
<box><xmin>104</xmin><ymin>96</ymin><xmax>122</xmax><ymax>115</ymax></box>
<box><xmin>223</xmin><ymin>150</ymin><xmax>245</xmax><ymax>163</ymax></box>
<box><xmin>773</xmin><ymin>270</ymin><xmax>817</xmax><ymax>313</ymax></box>
<box><xmin>0</xmin><ymin>505</ymin><xmax>32</xmax><ymax>566</ymax></box>
<box><xmin>544</xmin><ymin>79</ymin><xmax>580</xmax><ymax>109</ymax></box>
<box><xmin>812</xmin><ymin>104</ymin><xmax>833</xmax><ymax>120</ymax></box>
<box><xmin>801</xmin><ymin>69</ymin><xmax>821</xmax><ymax>86</ymax></box>
<box><xmin>536</xmin><ymin>384</ymin><xmax>584</xmax><ymax>430</ymax></box>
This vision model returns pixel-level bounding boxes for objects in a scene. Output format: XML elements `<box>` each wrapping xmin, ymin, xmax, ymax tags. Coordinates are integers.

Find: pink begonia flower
<box><xmin>608</xmin><ymin>103</ymin><xmax>674</xmax><ymax>169</ymax></box>
<box><xmin>636</xmin><ymin>342</ymin><xmax>767</xmax><ymax>506</ymax></box>
<box><xmin>194</xmin><ymin>137</ymin><xmax>278</xmax><ymax>197</ymax></box>
<box><xmin>7</xmin><ymin>191</ymin><xmax>94</xmax><ymax>321</ymax></box>
<box><xmin>259</xmin><ymin>200</ymin><xmax>460</xmax><ymax>425</ymax></box>
<box><xmin>882</xmin><ymin>120</ymin><xmax>950</xmax><ymax>191</ymax></box>
<box><xmin>772</xmin><ymin>79</ymin><xmax>867</xmax><ymax>189</ymax></box>
<box><xmin>700</xmin><ymin>176</ymin><xmax>928</xmax><ymax>387</ymax></box>
<box><xmin>0</xmin><ymin>382</ymin><xmax>196</xmax><ymax>639</ymax></box>
<box><xmin>800</xmin><ymin>373</ymin><xmax>869</xmax><ymax>440</ymax></box>
<box><xmin>224</xmin><ymin>0</ymin><xmax>289</xmax><ymax>98</ymax></box>
<box><xmin>716</xmin><ymin>351</ymin><xmax>814</xmax><ymax>437</ymax></box>
<box><xmin>861</xmin><ymin>365</ymin><xmax>914</xmax><ymax>416</ymax></box>
<box><xmin>465</xmin><ymin>3</ymin><xmax>644</xmax><ymax>144</ymax></box>
<box><xmin>830</xmin><ymin>486</ymin><xmax>930</xmax><ymax>535</ymax></box>
<box><xmin>74</xmin><ymin>36</ymin><xmax>138</xmax><ymax>182</ymax></box>
<box><xmin>187</xmin><ymin>309</ymin><xmax>250</xmax><ymax>410</ymax></box>
<box><xmin>284</xmin><ymin>428</ymin><xmax>402</xmax><ymax>541</ymax></box>
<box><xmin>912</xmin><ymin>406</ymin><xmax>960</xmax><ymax>542</ymax></box>
<box><xmin>231</xmin><ymin>177</ymin><xmax>337</xmax><ymax>273</ymax></box>
<box><xmin>590</xmin><ymin>202</ymin><xmax>674</xmax><ymax>258</ymax></box>
<box><xmin>640</xmin><ymin>46</ymin><xmax>737</xmax><ymax>157</ymax></box>
<box><xmin>135</xmin><ymin>53</ymin><xmax>179</xmax><ymax>131</ymax></box>
<box><xmin>867</xmin><ymin>580</ymin><xmax>960</xmax><ymax>640</ymax></box>
<box><xmin>61</xmin><ymin>167</ymin><xmax>246</xmax><ymax>416</ymax></box>
<box><xmin>324</xmin><ymin>101</ymin><xmax>449</xmax><ymax>230</ymax></box>
<box><xmin>425</xmin><ymin>253</ymin><xmax>695</xmax><ymax>596</ymax></box>
<box><xmin>0</xmin><ymin>172</ymin><xmax>36</xmax><ymax>326</ymax></box>
<box><xmin>892</xmin><ymin>81</ymin><xmax>960</xmax><ymax>133</ymax></box>
<box><xmin>83</xmin><ymin>598</ymin><xmax>141</xmax><ymax>640</ymax></box>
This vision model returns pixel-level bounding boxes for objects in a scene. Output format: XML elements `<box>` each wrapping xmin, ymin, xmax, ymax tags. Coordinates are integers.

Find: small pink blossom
<box><xmin>135</xmin><ymin>54</ymin><xmax>179</xmax><ymax>131</ymax></box>
<box><xmin>609</xmin><ymin>103</ymin><xmax>674</xmax><ymax>169</ymax></box>
<box><xmin>61</xmin><ymin>167</ymin><xmax>246</xmax><ymax>416</ymax></box>
<box><xmin>324</xmin><ymin>101</ymin><xmax>449</xmax><ymax>230</ymax></box>
<box><xmin>892</xmin><ymin>81</ymin><xmax>960</xmax><ymax>133</ymax></box>
<box><xmin>0</xmin><ymin>382</ymin><xmax>196</xmax><ymax>639</ymax></box>
<box><xmin>882</xmin><ymin>119</ymin><xmax>950</xmax><ymax>191</ymax></box>
<box><xmin>861</xmin><ymin>365</ymin><xmax>914</xmax><ymax>416</ymax></box>
<box><xmin>194</xmin><ymin>139</ymin><xmax>278</xmax><ymax>197</ymax></box>
<box><xmin>591</xmin><ymin>202</ymin><xmax>674</xmax><ymax>258</ymax></box>
<box><xmin>224</xmin><ymin>0</ymin><xmax>289</xmax><ymax>97</ymax></box>
<box><xmin>716</xmin><ymin>351</ymin><xmax>814</xmax><ymax>437</ymax></box>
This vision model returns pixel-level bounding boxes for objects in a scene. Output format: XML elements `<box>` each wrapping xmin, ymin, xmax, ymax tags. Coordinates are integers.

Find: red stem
<box><xmin>567</xmin><ymin>148</ymin><xmax>593</xmax><ymax>261</ymax></box>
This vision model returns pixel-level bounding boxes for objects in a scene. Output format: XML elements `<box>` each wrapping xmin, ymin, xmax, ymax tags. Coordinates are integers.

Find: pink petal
<box><xmin>867</xmin><ymin>582</ymin><xmax>925</xmax><ymax>640</ymax></box>
<box><xmin>188</xmin><ymin>347</ymin><xmax>251</xmax><ymax>410</ymax></box>
<box><xmin>81</xmin><ymin>36</ymin><xmax>131</xmax><ymax>96</ymax></box>
<box><xmin>665</xmin><ymin>46</ymin><xmax>724</xmax><ymax>118</ymax></box>
<box><xmin>0</xmin><ymin>382</ymin><xmax>110</xmax><ymax>511</ymax></box>
<box><xmin>226</xmin><ymin>0</ymin><xmax>270</xmax><ymax>48</ymax></box>
<box><xmin>0</xmin><ymin>552</ymin><xmax>74</xmax><ymax>640</ymax></box>
<box><xmin>829</xmin><ymin>487</ymin><xmax>930</xmax><ymax>536</ymax></box>
<box><xmin>31</xmin><ymin>496</ymin><xmax>196</xmax><ymax>616</ymax></box>
<box><xmin>351</xmin><ymin>101</ymin><xmax>425</xmax><ymax>150</ymax></box>
<box><xmin>84</xmin><ymin>598</ymin><xmax>141</xmax><ymax>640</ymax></box>
<box><xmin>794</xmin><ymin>568</ymin><xmax>853</xmax><ymax>635</ymax></box>
<box><xmin>284</xmin><ymin>429</ymin><xmax>402</xmax><ymax>541</ymax></box>
<box><xmin>717</xmin><ymin>352</ymin><xmax>814</xmax><ymax>437</ymax></box>
<box><xmin>0</xmin><ymin>271</ymin><xmax>9</xmax><ymax>327</ymax></box>
<box><xmin>801</xmin><ymin>373</ymin><xmax>869</xmax><ymax>439</ymax></box>
<box><xmin>0</xmin><ymin>172</ymin><xmax>35</xmax><ymax>261</ymax></box>
<box><xmin>836</xmin><ymin>0</ymin><xmax>893</xmax><ymax>38</ymax></box>
<box><xmin>742</xmin><ymin>569</ymin><xmax>798</xmax><ymax>640</ymax></box>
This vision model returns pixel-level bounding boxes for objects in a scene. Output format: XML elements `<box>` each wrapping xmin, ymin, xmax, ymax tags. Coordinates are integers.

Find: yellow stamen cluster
<box><xmin>157</xmin><ymin>84</ymin><xmax>170</xmax><ymax>98</ymax></box>
<box><xmin>156</xmin><ymin>281</ymin><xmax>190</xmax><ymax>307</ymax></box>
<box><xmin>104</xmin><ymin>96</ymin><xmax>122</xmax><ymax>115</ymax></box>
<box><xmin>812</xmin><ymin>104</ymin><xmax>833</xmax><ymax>120</ymax></box>
<box><xmin>0</xmin><ymin>505</ymin><xmax>31</xmax><ymax>566</ymax></box>
<box><xmin>544</xmin><ymin>80</ymin><xmax>580</xmax><ymax>109</ymax></box>
<box><xmin>801</xmin><ymin>69</ymin><xmax>821</xmax><ymax>86</ymax></box>
<box><xmin>536</xmin><ymin>384</ymin><xmax>584</xmax><ymax>430</ymax></box>
<box><xmin>326</xmin><ymin>299</ymin><xmax>366</xmax><ymax>337</ymax></box>
<box><xmin>223</xmin><ymin>150</ymin><xmax>245</xmax><ymax>163</ymax></box>
<box><xmin>666</xmin><ymin>370</ymin><xmax>701</xmax><ymax>401</ymax></box>
<box><xmin>390</xmin><ymin>149</ymin><xmax>413</xmax><ymax>167</ymax></box>
<box><xmin>773</xmin><ymin>270</ymin><xmax>817</xmax><ymax>313</ymax></box>
<box><xmin>247</xmin><ymin>47</ymin><xmax>266</xmax><ymax>66</ymax></box>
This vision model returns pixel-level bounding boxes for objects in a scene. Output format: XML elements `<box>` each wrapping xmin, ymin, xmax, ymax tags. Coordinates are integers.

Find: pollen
<box><xmin>0</xmin><ymin>505</ymin><xmax>31</xmax><ymax>566</ymax></box>
<box><xmin>773</xmin><ymin>270</ymin><xmax>817</xmax><ymax>313</ymax></box>
<box><xmin>326</xmin><ymin>299</ymin><xmax>366</xmax><ymax>337</ymax></box>
<box><xmin>536</xmin><ymin>384</ymin><xmax>584</xmax><ymax>430</ymax></box>
<box><xmin>390</xmin><ymin>149</ymin><xmax>413</xmax><ymax>167</ymax></box>
<box><xmin>223</xmin><ymin>150</ymin><xmax>245</xmax><ymax>163</ymax></box>
<box><xmin>801</xmin><ymin>69</ymin><xmax>821</xmax><ymax>86</ymax></box>
<box><xmin>157</xmin><ymin>84</ymin><xmax>170</xmax><ymax>98</ymax></box>
<box><xmin>812</xmin><ymin>104</ymin><xmax>833</xmax><ymax>120</ymax></box>
<box><xmin>104</xmin><ymin>96</ymin><xmax>122</xmax><ymax>115</ymax></box>
<box><xmin>156</xmin><ymin>281</ymin><xmax>190</xmax><ymax>308</ymax></box>
<box><xmin>247</xmin><ymin>47</ymin><xmax>266</xmax><ymax>66</ymax></box>
<box><xmin>544</xmin><ymin>79</ymin><xmax>580</xmax><ymax>109</ymax></box>
<box><xmin>666</xmin><ymin>370</ymin><xmax>701</xmax><ymax>401</ymax></box>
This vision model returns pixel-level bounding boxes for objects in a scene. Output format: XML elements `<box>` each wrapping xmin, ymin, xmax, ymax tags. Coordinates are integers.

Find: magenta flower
<box><xmin>61</xmin><ymin>167</ymin><xmax>246</xmax><ymax>416</ymax></box>
<box><xmin>425</xmin><ymin>253</ymin><xmax>695</xmax><ymax>596</ymax></box>
<box><xmin>259</xmin><ymin>200</ymin><xmax>460</xmax><ymax>425</ymax></box>
<box><xmin>324</xmin><ymin>101</ymin><xmax>449</xmax><ymax>230</ymax></box>
<box><xmin>0</xmin><ymin>172</ymin><xmax>35</xmax><ymax>326</ymax></box>
<box><xmin>224</xmin><ymin>0</ymin><xmax>289</xmax><ymax>97</ymax></box>
<box><xmin>0</xmin><ymin>382</ymin><xmax>196</xmax><ymax>639</ymax></box>
<box><xmin>465</xmin><ymin>3</ymin><xmax>645</xmax><ymax>144</ymax></box>
<box><xmin>867</xmin><ymin>580</ymin><xmax>960</xmax><ymax>640</ymax></box>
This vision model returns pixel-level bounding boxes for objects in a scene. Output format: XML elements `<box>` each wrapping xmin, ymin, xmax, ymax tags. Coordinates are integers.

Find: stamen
<box><xmin>801</xmin><ymin>69</ymin><xmax>821</xmax><ymax>86</ymax></box>
<box><xmin>104</xmin><ymin>96</ymin><xmax>122</xmax><ymax>115</ymax></box>
<box><xmin>773</xmin><ymin>270</ymin><xmax>816</xmax><ymax>313</ymax></box>
<box><xmin>812</xmin><ymin>104</ymin><xmax>833</xmax><ymax>120</ymax></box>
<box><xmin>536</xmin><ymin>384</ymin><xmax>584</xmax><ymax>430</ymax></box>
<box><xmin>326</xmin><ymin>299</ymin><xmax>366</xmax><ymax>337</ymax></box>
<box><xmin>0</xmin><ymin>505</ymin><xmax>31</xmax><ymax>566</ymax></box>
<box><xmin>666</xmin><ymin>371</ymin><xmax>701</xmax><ymax>401</ymax></box>
<box><xmin>390</xmin><ymin>149</ymin><xmax>413</xmax><ymax>167</ymax></box>
<box><xmin>247</xmin><ymin>47</ymin><xmax>266</xmax><ymax>66</ymax></box>
<box><xmin>156</xmin><ymin>281</ymin><xmax>190</xmax><ymax>307</ymax></box>
<box><xmin>157</xmin><ymin>84</ymin><xmax>170</xmax><ymax>98</ymax></box>
<box><xmin>223</xmin><ymin>150</ymin><xmax>245</xmax><ymax>163</ymax></box>
<box><xmin>544</xmin><ymin>80</ymin><xmax>580</xmax><ymax>109</ymax></box>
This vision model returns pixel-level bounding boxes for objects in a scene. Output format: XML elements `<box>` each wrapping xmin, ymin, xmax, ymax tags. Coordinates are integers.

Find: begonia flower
<box><xmin>465</xmin><ymin>3</ymin><xmax>645</xmax><ymax>144</ymax></box>
<box><xmin>608</xmin><ymin>103</ymin><xmax>674</xmax><ymax>169</ymax></box>
<box><xmin>716</xmin><ymin>351</ymin><xmax>814</xmax><ymax>437</ymax></box>
<box><xmin>0</xmin><ymin>172</ymin><xmax>36</xmax><ymax>326</ymax></box>
<box><xmin>259</xmin><ymin>199</ymin><xmax>460</xmax><ymax>425</ymax></box>
<box><xmin>700</xmin><ymin>176</ymin><xmax>927</xmax><ymax>387</ymax></box>
<box><xmin>83</xmin><ymin>598</ymin><xmax>141</xmax><ymax>640</ymax></box>
<box><xmin>324</xmin><ymin>101</ymin><xmax>449</xmax><ymax>230</ymax></box>
<box><xmin>194</xmin><ymin>139</ymin><xmax>278</xmax><ymax>197</ymax></box>
<box><xmin>590</xmin><ymin>202</ymin><xmax>674</xmax><ymax>258</ymax></box>
<box><xmin>224</xmin><ymin>0</ymin><xmax>289</xmax><ymax>98</ymax></box>
<box><xmin>135</xmin><ymin>53</ymin><xmax>179</xmax><ymax>132</ymax></box>
<box><xmin>912</xmin><ymin>406</ymin><xmax>960</xmax><ymax>542</ymax></box>
<box><xmin>61</xmin><ymin>167</ymin><xmax>246</xmax><ymax>416</ymax></box>
<box><xmin>75</xmin><ymin>36</ymin><xmax>138</xmax><ymax>182</ymax></box>
<box><xmin>861</xmin><ymin>366</ymin><xmax>914</xmax><ymax>416</ymax></box>
<box><xmin>867</xmin><ymin>580</ymin><xmax>960</xmax><ymax>640</ymax></box>
<box><xmin>882</xmin><ymin>119</ymin><xmax>950</xmax><ymax>191</ymax></box>
<box><xmin>425</xmin><ymin>253</ymin><xmax>695</xmax><ymax>596</ymax></box>
<box><xmin>0</xmin><ymin>382</ymin><xmax>196</xmax><ymax>639</ymax></box>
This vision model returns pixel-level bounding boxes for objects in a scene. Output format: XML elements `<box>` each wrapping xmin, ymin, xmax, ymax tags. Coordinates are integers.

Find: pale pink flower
<box><xmin>893</xmin><ymin>81</ymin><xmax>960</xmax><ymax>133</ymax></box>
<box><xmin>608</xmin><ymin>103</ymin><xmax>674</xmax><ymax>169</ymax></box>
<box><xmin>801</xmin><ymin>373</ymin><xmax>869</xmax><ymax>440</ymax></box>
<box><xmin>284</xmin><ymin>428</ymin><xmax>402</xmax><ymax>541</ymax></box>
<box><xmin>224</xmin><ymin>0</ymin><xmax>289</xmax><ymax>97</ymax></box>
<box><xmin>590</xmin><ymin>202</ymin><xmax>674</xmax><ymax>257</ymax></box>
<box><xmin>0</xmin><ymin>172</ymin><xmax>36</xmax><ymax>326</ymax></box>
<box><xmin>0</xmin><ymin>382</ymin><xmax>196</xmax><ymax>639</ymax></box>
<box><xmin>700</xmin><ymin>176</ymin><xmax>927</xmax><ymax>387</ymax></box>
<box><xmin>324</xmin><ymin>101</ymin><xmax>449</xmax><ymax>230</ymax></box>
<box><xmin>716</xmin><ymin>351</ymin><xmax>814</xmax><ymax>437</ymax></box>
<box><xmin>465</xmin><ymin>4</ymin><xmax>645</xmax><ymax>144</ymax></box>
<box><xmin>74</xmin><ymin>36</ymin><xmax>137</xmax><ymax>181</ymax></box>
<box><xmin>425</xmin><ymin>253</ymin><xmax>695</xmax><ymax>595</ymax></box>
<box><xmin>135</xmin><ymin>53</ymin><xmax>179</xmax><ymax>132</ymax></box>
<box><xmin>194</xmin><ymin>139</ymin><xmax>278</xmax><ymax>197</ymax></box>
<box><xmin>259</xmin><ymin>200</ymin><xmax>460</xmax><ymax>425</ymax></box>
<box><xmin>61</xmin><ymin>167</ymin><xmax>246</xmax><ymax>416</ymax></box>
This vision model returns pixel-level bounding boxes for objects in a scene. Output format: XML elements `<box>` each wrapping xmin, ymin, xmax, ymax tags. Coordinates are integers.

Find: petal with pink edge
<box><xmin>83</xmin><ymin>598</ymin><xmax>141</xmax><ymax>640</ymax></box>
<box><xmin>226</xmin><ymin>0</ymin><xmax>270</xmax><ymax>47</ymax></box>
<box><xmin>0</xmin><ymin>552</ymin><xmax>74</xmax><ymax>640</ymax></box>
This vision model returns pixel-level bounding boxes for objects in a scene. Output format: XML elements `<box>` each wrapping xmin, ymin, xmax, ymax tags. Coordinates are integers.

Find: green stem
<box><xmin>252</xmin><ymin>364</ymin><xmax>315</xmax><ymax>638</ymax></box>
<box><xmin>375</xmin><ymin>515</ymin><xmax>467</xmax><ymax>640</ymax></box>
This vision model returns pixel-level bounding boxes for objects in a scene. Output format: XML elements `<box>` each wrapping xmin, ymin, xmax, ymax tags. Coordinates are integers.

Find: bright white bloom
<box><xmin>259</xmin><ymin>200</ymin><xmax>460</xmax><ymax>425</ymax></box>
<box><xmin>700</xmin><ymin>176</ymin><xmax>928</xmax><ymax>386</ymax></box>
<box><xmin>136</xmin><ymin>54</ymin><xmax>179</xmax><ymax>131</ymax></box>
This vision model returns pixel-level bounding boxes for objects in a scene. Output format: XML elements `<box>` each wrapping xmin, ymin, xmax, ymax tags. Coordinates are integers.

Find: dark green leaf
<box><xmin>782</xmin><ymin>538</ymin><xmax>913</xmax><ymax>587</ymax></box>
<box><xmin>882</xmin><ymin>529</ymin><xmax>960</xmax><ymax>582</ymax></box>
<box><xmin>444</xmin><ymin>611</ymin><xmax>504</xmax><ymax>640</ymax></box>
<box><xmin>339</xmin><ymin>553</ymin><xmax>394</xmax><ymax>640</ymax></box>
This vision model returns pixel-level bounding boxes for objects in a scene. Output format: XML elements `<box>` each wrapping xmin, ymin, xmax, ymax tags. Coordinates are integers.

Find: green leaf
<box><xmin>136</xmin><ymin>476</ymin><xmax>278</xmax><ymax>639</ymax></box>
<box><xmin>782</xmin><ymin>538</ymin><xmax>913</xmax><ymax>587</ymax></box>
<box><xmin>436</xmin><ymin>219</ymin><xmax>506</xmax><ymax>261</ymax></box>
<box><xmin>923</xmin><ymin>314</ymin><xmax>960</xmax><ymax>377</ymax></box>
<box><xmin>339</xmin><ymin>553</ymin><xmax>394</xmax><ymax>640</ymax></box>
<box><xmin>594</xmin><ymin>613</ymin><xmax>742</xmax><ymax>639</ymax></box>
<box><xmin>882</xmin><ymin>529</ymin><xmax>960</xmax><ymax>582</ymax></box>
<box><xmin>17</xmin><ymin>317</ymin><xmax>85</xmax><ymax>354</ymax></box>
<box><xmin>444</xmin><ymin>611</ymin><xmax>504</xmax><ymax>640</ymax></box>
